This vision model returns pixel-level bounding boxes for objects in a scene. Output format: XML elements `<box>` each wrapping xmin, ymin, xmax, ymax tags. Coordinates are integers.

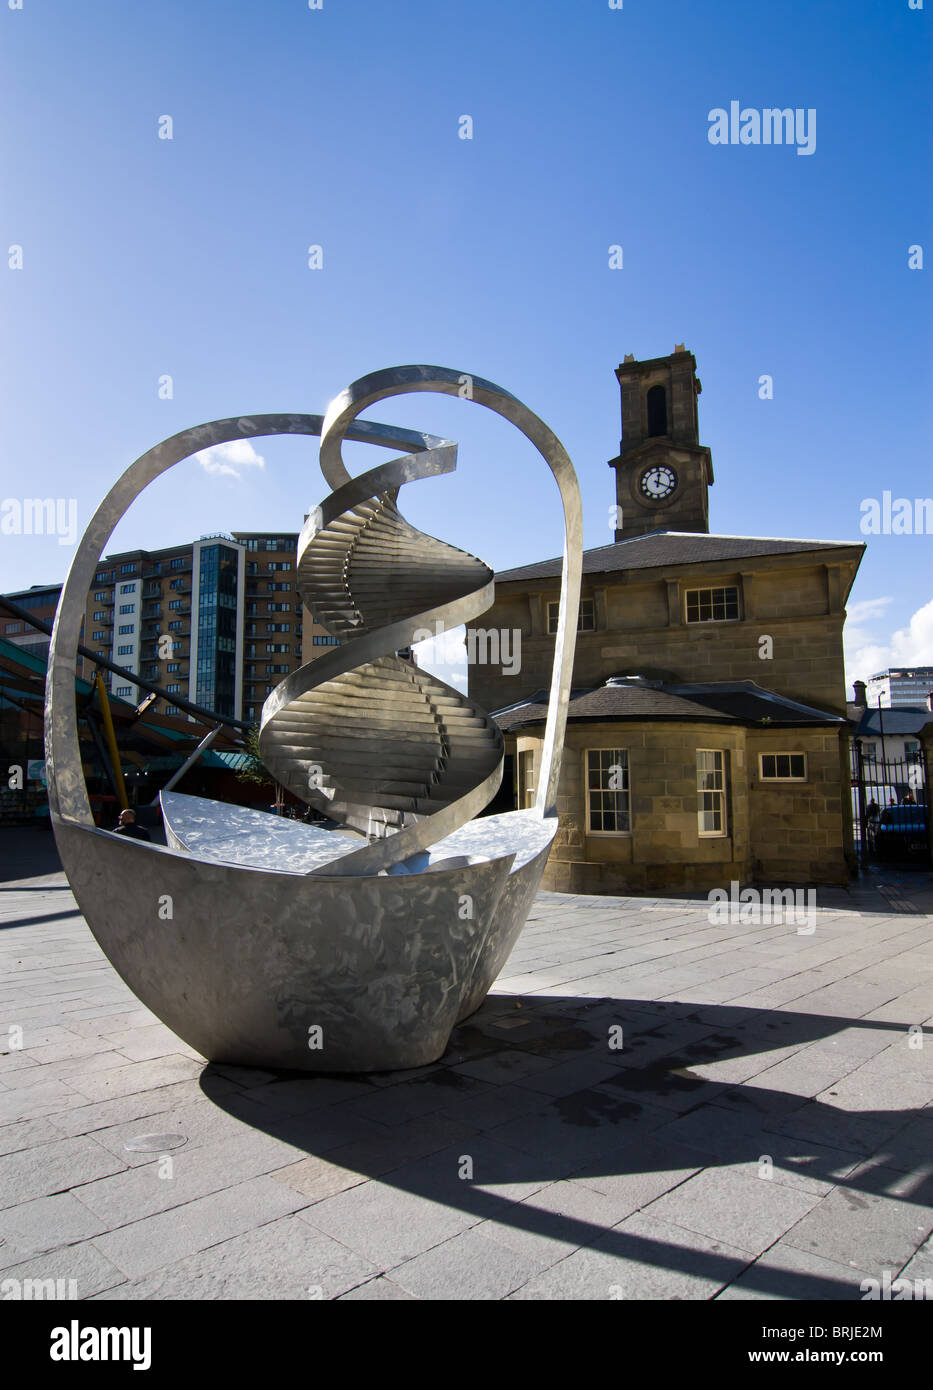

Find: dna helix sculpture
<box><xmin>259</xmin><ymin>374</ymin><xmax>512</xmax><ymax>874</ymax></box>
<box><xmin>45</xmin><ymin>366</ymin><xmax>583</xmax><ymax>1071</ymax></box>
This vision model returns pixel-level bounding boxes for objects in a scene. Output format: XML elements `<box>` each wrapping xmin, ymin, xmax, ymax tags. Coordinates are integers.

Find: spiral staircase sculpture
<box><xmin>45</xmin><ymin>366</ymin><xmax>583</xmax><ymax>1071</ymax></box>
<box><xmin>259</xmin><ymin>483</ymin><xmax>502</xmax><ymax>861</ymax></box>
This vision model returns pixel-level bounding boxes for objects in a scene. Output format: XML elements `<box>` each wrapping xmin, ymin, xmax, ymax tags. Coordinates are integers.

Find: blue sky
<box><xmin>1</xmin><ymin>0</ymin><xmax>930</xmax><ymax>689</ymax></box>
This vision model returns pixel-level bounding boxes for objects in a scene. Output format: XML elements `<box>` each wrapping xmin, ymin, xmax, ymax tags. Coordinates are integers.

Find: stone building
<box><xmin>468</xmin><ymin>347</ymin><xmax>865</xmax><ymax>892</ymax></box>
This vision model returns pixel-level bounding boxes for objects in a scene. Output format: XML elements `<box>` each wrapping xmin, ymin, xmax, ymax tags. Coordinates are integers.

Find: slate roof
<box><xmin>663</xmin><ymin>684</ymin><xmax>844</xmax><ymax>725</ymax></box>
<box><xmin>853</xmin><ymin>707</ymin><xmax>933</xmax><ymax>738</ymax></box>
<box><xmin>493</xmin><ymin>678</ymin><xmax>844</xmax><ymax>733</ymax></box>
<box><xmin>495</xmin><ymin>531</ymin><xmax>863</xmax><ymax>584</ymax></box>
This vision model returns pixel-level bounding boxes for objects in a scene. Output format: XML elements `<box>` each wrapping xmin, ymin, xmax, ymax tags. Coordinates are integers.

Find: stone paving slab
<box><xmin>90</xmin><ymin>1176</ymin><xmax>311</xmax><ymax>1281</ymax></box>
<box><xmin>88</xmin><ymin>1213</ymin><xmax>379</xmax><ymax>1301</ymax></box>
<box><xmin>715</xmin><ymin>1242</ymin><xmax>875</xmax><ymax>1301</ymax></box>
<box><xmin>505</xmin><ymin>1212</ymin><xmax>753</xmax><ymax>1300</ymax></box>
<box><xmin>0</xmin><ymin>1238</ymin><xmax>126</xmax><ymax>1300</ymax></box>
<box><xmin>0</xmin><ymin>832</ymin><xmax>931</xmax><ymax>1300</ymax></box>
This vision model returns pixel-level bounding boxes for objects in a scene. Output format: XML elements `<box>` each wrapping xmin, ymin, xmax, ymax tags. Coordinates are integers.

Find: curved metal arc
<box><xmin>47</xmin><ymin>371</ymin><xmax>580</xmax><ymax>842</ymax></box>
<box><xmin>44</xmin><ymin>411</ymin><xmax>421</xmax><ymax>829</ymax></box>
<box><xmin>298</xmin><ymin>446</ymin><xmax>458</xmax><ymax>558</ymax></box>
<box><xmin>319</xmin><ymin>366</ymin><xmax>517</xmax><ymax>491</ymax></box>
<box><xmin>318</xmin><ymin>366</ymin><xmax>583</xmax><ymax>819</ymax></box>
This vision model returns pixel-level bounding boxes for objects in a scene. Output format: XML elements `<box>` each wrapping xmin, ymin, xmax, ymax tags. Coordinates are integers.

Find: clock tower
<box><xmin>608</xmin><ymin>345</ymin><xmax>714</xmax><ymax>542</ymax></box>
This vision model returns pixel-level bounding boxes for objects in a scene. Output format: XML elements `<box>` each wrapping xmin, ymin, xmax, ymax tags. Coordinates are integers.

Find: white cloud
<box><xmin>846</xmin><ymin>594</ymin><xmax>933</xmax><ymax>682</ymax></box>
<box><xmin>847</xmin><ymin>597</ymin><xmax>894</xmax><ymax>627</ymax></box>
<box><xmin>195</xmin><ymin>440</ymin><xmax>266</xmax><ymax>479</ymax></box>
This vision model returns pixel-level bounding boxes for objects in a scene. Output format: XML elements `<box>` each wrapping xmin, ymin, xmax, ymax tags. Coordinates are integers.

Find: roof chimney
<box><xmin>852</xmin><ymin>680</ymin><xmax>867</xmax><ymax>708</ymax></box>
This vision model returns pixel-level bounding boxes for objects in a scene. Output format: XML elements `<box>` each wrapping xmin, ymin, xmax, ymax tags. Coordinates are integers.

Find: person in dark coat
<box><xmin>113</xmin><ymin>808</ymin><xmax>151</xmax><ymax>841</ymax></box>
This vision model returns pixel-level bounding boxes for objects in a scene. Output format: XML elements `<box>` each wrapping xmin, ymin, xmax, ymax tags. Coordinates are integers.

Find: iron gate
<box><xmin>851</xmin><ymin>741</ymin><xmax>930</xmax><ymax>867</ymax></box>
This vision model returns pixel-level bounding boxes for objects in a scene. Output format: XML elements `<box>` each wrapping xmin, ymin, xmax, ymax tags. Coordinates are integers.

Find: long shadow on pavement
<box><xmin>199</xmin><ymin>993</ymin><xmax>933</xmax><ymax>1300</ymax></box>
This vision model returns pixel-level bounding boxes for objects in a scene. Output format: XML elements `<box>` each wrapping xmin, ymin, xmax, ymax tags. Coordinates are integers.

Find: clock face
<box><xmin>639</xmin><ymin>464</ymin><xmax>677</xmax><ymax>501</ymax></box>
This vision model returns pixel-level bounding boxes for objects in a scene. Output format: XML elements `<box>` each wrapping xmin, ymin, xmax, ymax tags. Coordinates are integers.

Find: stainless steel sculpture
<box><xmin>45</xmin><ymin>366</ymin><xmax>583</xmax><ymax>1071</ymax></box>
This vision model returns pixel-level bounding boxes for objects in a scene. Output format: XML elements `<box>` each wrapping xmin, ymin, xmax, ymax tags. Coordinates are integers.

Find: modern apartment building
<box><xmin>78</xmin><ymin>531</ymin><xmax>340</xmax><ymax>723</ymax></box>
<box><xmin>236</xmin><ymin>532</ymin><xmax>303</xmax><ymax>724</ymax></box>
<box><xmin>84</xmin><ymin>543</ymin><xmax>203</xmax><ymax>712</ymax></box>
<box><xmin>866</xmin><ymin>667</ymin><xmax>933</xmax><ymax>710</ymax></box>
<box><xmin>1</xmin><ymin>583</ymin><xmax>63</xmax><ymax>662</ymax></box>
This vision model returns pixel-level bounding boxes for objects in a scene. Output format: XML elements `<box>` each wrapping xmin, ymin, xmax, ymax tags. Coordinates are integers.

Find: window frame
<box><xmin>547</xmin><ymin>596</ymin><xmax>596</xmax><ymax>635</ymax></box>
<box><xmin>585</xmin><ymin>747</ymin><xmax>632</xmax><ymax>836</ymax></box>
<box><xmin>684</xmin><ymin>585</ymin><xmax>741</xmax><ymax>625</ymax></box>
<box><xmin>697</xmin><ymin>748</ymin><xmax>728</xmax><ymax>837</ymax></box>
<box><xmin>516</xmin><ymin>749</ymin><xmax>536</xmax><ymax>811</ymax></box>
<box><xmin>758</xmin><ymin>752</ymin><xmax>808</xmax><ymax>782</ymax></box>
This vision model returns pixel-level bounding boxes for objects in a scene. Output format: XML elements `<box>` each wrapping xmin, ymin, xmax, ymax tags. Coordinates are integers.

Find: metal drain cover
<box><xmin>123</xmin><ymin>1133</ymin><xmax>188</xmax><ymax>1153</ymax></box>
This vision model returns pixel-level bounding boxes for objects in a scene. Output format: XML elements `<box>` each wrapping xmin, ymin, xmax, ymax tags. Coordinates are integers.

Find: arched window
<box><xmin>646</xmin><ymin>384</ymin><xmax>667</xmax><ymax>437</ymax></box>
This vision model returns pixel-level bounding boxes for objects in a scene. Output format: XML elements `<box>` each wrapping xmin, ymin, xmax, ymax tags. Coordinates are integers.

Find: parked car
<box><xmin>872</xmin><ymin>805</ymin><xmax>929</xmax><ymax>860</ymax></box>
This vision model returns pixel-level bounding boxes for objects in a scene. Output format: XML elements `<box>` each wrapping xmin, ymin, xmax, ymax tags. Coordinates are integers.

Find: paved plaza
<box><xmin>0</xmin><ymin>830</ymin><xmax>931</xmax><ymax>1301</ymax></box>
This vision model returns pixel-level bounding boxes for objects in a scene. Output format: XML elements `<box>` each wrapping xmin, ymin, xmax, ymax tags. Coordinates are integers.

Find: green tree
<box><xmin>235</xmin><ymin>727</ymin><xmax>284</xmax><ymax>809</ymax></box>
